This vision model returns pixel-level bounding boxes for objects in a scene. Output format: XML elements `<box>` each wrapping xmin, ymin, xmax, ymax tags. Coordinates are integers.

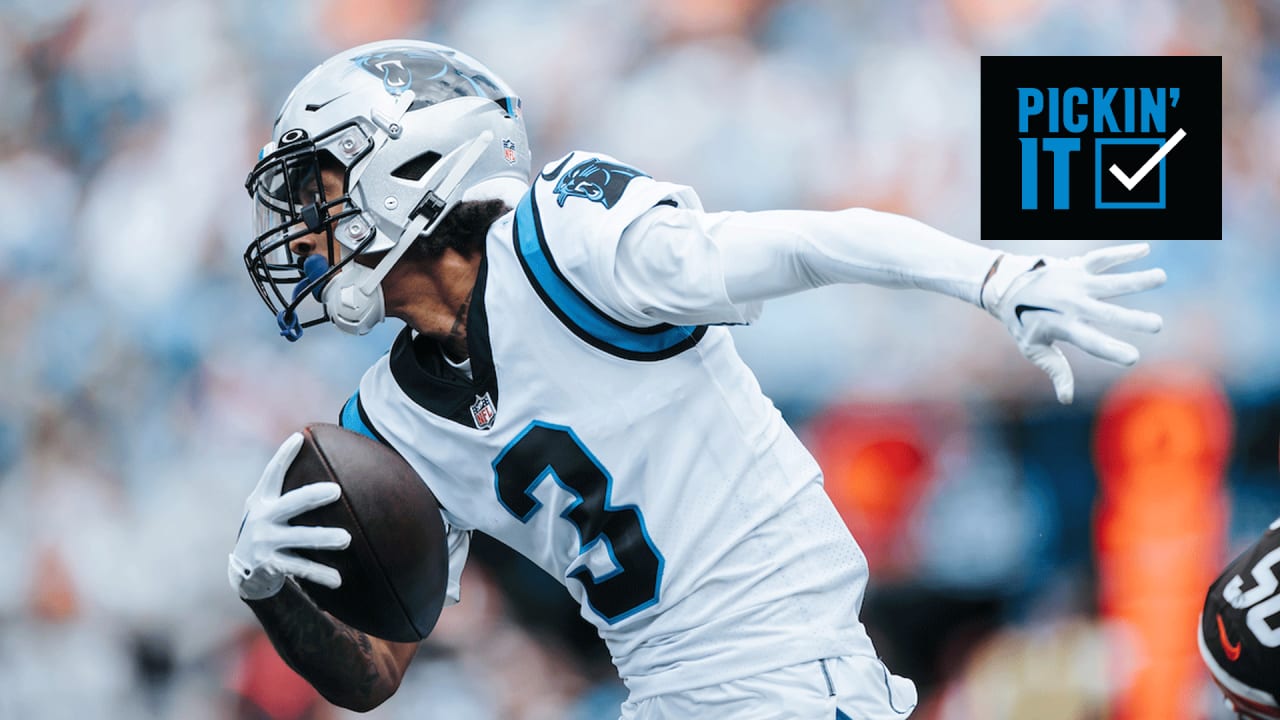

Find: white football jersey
<box><xmin>343</xmin><ymin>151</ymin><xmax>878</xmax><ymax>700</ymax></box>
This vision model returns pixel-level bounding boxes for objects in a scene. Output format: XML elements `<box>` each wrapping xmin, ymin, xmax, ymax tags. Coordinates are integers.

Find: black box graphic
<box><xmin>980</xmin><ymin>56</ymin><xmax>1221</xmax><ymax>241</ymax></box>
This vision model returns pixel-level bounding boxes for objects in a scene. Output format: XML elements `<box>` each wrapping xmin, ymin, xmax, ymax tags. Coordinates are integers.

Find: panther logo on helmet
<box><xmin>352</xmin><ymin>49</ymin><xmax>503</xmax><ymax>112</ymax></box>
<box><xmin>552</xmin><ymin>159</ymin><xmax>649</xmax><ymax>209</ymax></box>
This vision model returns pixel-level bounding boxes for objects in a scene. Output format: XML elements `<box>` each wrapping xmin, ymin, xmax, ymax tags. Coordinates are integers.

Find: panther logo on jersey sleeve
<box><xmin>552</xmin><ymin>158</ymin><xmax>650</xmax><ymax>209</ymax></box>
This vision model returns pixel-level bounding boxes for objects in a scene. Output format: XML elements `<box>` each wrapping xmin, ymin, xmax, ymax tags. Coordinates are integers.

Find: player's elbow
<box><xmin>317</xmin><ymin>636</ymin><xmax>418</xmax><ymax>712</ymax></box>
<box><xmin>331</xmin><ymin>695</ymin><xmax>390</xmax><ymax>714</ymax></box>
<box><xmin>320</xmin><ymin>676</ymin><xmax>402</xmax><ymax>713</ymax></box>
<box><xmin>317</xmin><ymin>660</ymin><xmax>408</xmax><ymax>713</ymax></box>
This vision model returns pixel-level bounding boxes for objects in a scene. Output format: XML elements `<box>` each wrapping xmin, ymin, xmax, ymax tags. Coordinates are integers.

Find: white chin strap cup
<box><xmin>323</xmin><ymin>263</ymin><xmax>386</xmax><ymax>336</ymax></box>
<box><xmin>322</xmin><ymin>130</ymin><xmax>496</xmax><ymax>337</ymax></box>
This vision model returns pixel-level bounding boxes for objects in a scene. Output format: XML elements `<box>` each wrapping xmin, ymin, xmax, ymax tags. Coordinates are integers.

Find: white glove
<box><xmin>981</xmin><ymin>243</ymin><xmax>1166</xmax><ymax>405</ymax></box>
<box><xmin>228</xmin><ymin>433</ymin><xmax>352</xmax><ymax>600</ymax></box>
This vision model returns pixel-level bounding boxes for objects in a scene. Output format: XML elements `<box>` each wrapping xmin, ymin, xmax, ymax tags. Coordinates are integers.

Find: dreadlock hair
<box><xmin>409</xmin><ymin>199</ymin><xmax>510</xmax><ymax>260</ymax></box>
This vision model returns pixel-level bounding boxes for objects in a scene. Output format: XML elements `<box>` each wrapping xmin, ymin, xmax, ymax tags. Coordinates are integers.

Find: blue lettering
<box><xmin>1047</xmin><ymin>87</ymin><xmax>1059</xmax><ymax>133</ymax></box>
<box><xmin>1022</xmin><ymin>86</ymin><xmax>1176</xmax><ymax>135</ymax></box>
<box><xmin>1093</xmin><ymin>87</ymin><xmax>1118</xmax><ymax>133</ymax></box>
<box><xmin>1063</xmin><ymin>88</ymin><xmax>1088</xmax><ymax>133</ymax></box>
<box><xmin>1043</xmin><ymin>137</ymin><xmax>1079</xmax><ymax>210</ymax></box>
<box><xmin>1018</xmin><ymin>88</ymin><xmax>1044</xmax><ymax>134</ymax></box>
<box><xmin>1020</xmin><ymin>137</ymin><xmax>1039</xmax><ymax>210</ymax></box>
<box><xmin>1140</xmin><ymin>87</ymin><xmax>1166</xmax><ymax>133</ymax></box>
<box><xmin>1123</xmin><ymin>87</ymin><xmax>1135</xmax><ymax>133</ymax></box>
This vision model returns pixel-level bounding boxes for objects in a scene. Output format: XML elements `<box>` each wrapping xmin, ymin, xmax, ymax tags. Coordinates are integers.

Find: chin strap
<box><xmin>324</xmin><ymin>130</ymin><xmax>496</xmax><ymax>336</ymax></box>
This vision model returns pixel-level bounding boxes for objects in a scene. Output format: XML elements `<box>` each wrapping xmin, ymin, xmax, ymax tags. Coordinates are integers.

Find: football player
<box><xmin>1200</xmin><ymin>517</ymin><xmax>1280</xmax><ymax>719</ymax></box>
<box><xmin>228</xmin><ymin>40</ymin><xmax>1166</xmax><ymax>717</ymax></box>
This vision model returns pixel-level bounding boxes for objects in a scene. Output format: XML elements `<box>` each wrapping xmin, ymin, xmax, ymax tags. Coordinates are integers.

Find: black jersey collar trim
<box><xmin>388</xmin><ymin>256</ymin><xmax>499</xmax><ymax>430</ymax></box>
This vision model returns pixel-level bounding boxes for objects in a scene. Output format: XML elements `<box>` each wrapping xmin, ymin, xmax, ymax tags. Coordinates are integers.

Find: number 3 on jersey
<box><xmin>493</xmin><ymin>421</ymin><xmax>664</xmax><ymax>623</ymax></box>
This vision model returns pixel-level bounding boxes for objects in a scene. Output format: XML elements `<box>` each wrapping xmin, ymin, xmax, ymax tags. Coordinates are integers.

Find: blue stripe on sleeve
<box><xmin>513</xmin><ymin>191</ymin><xmax>697</xmax><ymax>355</ymax></box>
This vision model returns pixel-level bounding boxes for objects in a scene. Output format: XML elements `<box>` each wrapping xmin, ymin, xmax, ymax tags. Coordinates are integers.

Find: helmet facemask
<box><xmin>244</xmin><ymin>123</ymin><xmax>377</xmax><ymax>340</ymax></box>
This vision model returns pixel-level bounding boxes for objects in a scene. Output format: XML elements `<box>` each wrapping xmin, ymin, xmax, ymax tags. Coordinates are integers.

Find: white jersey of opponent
<box><xmin>342</xmin><ymin>151</ymin><xmax>879</xmax><ymax>700</ymax></box>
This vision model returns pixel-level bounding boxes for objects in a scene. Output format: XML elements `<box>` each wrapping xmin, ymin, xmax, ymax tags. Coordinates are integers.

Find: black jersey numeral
<box><xmin>493</xmin><ymin>422</ymin><xmax>663</xmax><ymax>623</ymax></box>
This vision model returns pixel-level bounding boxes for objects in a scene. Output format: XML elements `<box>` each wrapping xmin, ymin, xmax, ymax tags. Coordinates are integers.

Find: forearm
<box><xmin>245</xmin><ymin>580</ymin><xmax>413</xmax><ymax>711</ymax></box>
<box><xmin>607</xmin><ymin>204</ymin><xmax>1003</xmax><ymax>327</ymax></box>
<box><xmin>713</xmin><ymin>207</ymin><xmax>1002</xmax><ymax>306</ymax></box>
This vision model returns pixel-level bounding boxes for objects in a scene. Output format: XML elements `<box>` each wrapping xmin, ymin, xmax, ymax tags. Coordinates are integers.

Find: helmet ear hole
<box><xmin>391</xmin><ymin>151</ymin><xmax>442</xmax><ymax>181</ymax></box>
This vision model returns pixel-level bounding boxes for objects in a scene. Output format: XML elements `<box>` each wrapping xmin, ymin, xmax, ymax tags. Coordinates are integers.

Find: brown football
<box><xmin>281</xmin><ymin>423</ymin><xmax>448</xmax><ymax>642</ymax></box>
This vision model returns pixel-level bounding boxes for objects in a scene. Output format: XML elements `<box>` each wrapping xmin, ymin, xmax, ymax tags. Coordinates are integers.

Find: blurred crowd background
<box><xmin>0</xmin><ymin>0</ymin><xmax>1273</xmax><ymax>718</ymax></box>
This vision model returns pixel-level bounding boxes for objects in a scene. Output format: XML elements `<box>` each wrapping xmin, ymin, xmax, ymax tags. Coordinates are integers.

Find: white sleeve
<box><xmin>529</xmin><ymin>150</ymin><xmax>755</xmax><ymax>328</ymax></box>
<box><xmin>606</xmin><ymin>204</ymin><xmax>764</xmax><ymax>326</ymax></box>
<box><xmin>441</xmin><ymin>513</ymin><xmax>470</xmax><ymax>607</ymax></box>
<box><xmin>611</xmin><ymin>205</ymin><xmax>1003</xmax><ymax>325</ymax></box>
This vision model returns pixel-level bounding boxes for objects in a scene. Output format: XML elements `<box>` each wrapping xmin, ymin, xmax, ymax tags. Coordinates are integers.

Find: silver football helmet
<box><xmin>244</xmin><ymin>39</ymin><xmax>531</xmax><ymax>340</ymax></box>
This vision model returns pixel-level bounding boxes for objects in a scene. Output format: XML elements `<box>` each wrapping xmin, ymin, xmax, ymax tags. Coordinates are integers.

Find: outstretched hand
<box><xmin>982</xmin><ymin>243</ymin><xmax>1166</xmax><ymax>404</ymax></box>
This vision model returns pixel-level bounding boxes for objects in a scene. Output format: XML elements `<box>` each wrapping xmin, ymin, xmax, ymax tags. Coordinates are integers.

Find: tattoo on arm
<box><xmin>245</xmin><ymin>580</ymin><xmax>410</xmax><ymax>711</ymax></box>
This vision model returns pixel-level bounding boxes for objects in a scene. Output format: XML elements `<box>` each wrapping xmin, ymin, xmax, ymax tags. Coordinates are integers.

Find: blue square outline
<box><xmin>1095</xmin><ymin>137</ymin><xmax>1167</xmax><ymax>209</ymax></box>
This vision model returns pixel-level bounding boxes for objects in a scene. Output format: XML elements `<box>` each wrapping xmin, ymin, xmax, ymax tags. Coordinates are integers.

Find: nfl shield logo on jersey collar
<box><xmin>470</xmin><ymin>393</ymin><xmax>496</xmax><ymax>430</ymax></box>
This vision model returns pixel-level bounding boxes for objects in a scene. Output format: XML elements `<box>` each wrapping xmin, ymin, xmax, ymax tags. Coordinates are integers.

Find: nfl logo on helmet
<box><xmin>502</xmin><ymin>139</ymin><xmax>517</xmax><ymax>165</ymax></box>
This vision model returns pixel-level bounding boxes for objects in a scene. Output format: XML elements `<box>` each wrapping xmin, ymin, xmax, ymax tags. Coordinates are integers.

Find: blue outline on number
<box><xmin>1095</xmin><ymin>137</ymin><xmax>1167</xmax><ymax>210</ymax></box>
<box><xmin>569</xmin><ymin>520</ymin><xmax>626</xmax><ymax>583</ymax></box>
<box><xmin>515</xmin><ymin>463</ymin><xmax>626</xmax><ymax>583</ymax></box>
<box><xmin>492</xmin><ymin>420</ymin><xmax>665</xmax><ymax>624</ymax></box>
